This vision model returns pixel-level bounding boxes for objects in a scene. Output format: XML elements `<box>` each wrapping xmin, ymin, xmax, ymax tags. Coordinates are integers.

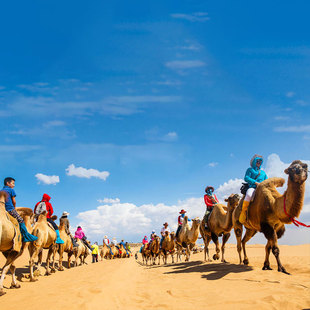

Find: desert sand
<box><xmin>0</xmin><ymin>243</ymin><xmax>309</xmax><ymax>310</ymax></box>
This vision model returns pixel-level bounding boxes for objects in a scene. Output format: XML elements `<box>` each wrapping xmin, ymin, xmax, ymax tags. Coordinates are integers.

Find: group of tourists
<box><xmin>140</xmin><ymin>154</ymin><xmax>268</xmax><ymax>250</ymax></box>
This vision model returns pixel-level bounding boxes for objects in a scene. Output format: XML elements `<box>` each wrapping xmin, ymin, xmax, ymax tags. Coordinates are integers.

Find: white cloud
<box><xmin>163</xmin><ymin>132</ymin><xmax>178</xmax><ymax>142</ymax></box>
<box><xmin>274</xmin><ymin>116</ymin><xmax>290</xmax><ymax>121</ymax></box>
<box><xmin>171</xmin><ymin>12</ymin><xmax>209</xmax><ymax>22</ymax></box>
<box><xmin>286</xmin><ymin>91</ymin><xmax>295</xmax><ymax>98</ymax></box>
<box><xmin>66</xmin><ymin>164</ymin><xmax>110</xmax><ymax>180</ymax></box>
<box><xmin>208</xmin><ymin>162</ymin><xmax>218</xmax><ymax>168</ymax></box>
<box><xmin>35</xmin><ymin>173</ymin><xmax>60</xmax><ymax>185</ymax></box>
<box><xmin>274</xmin><ymin>125</ymin><xmax>310</xmax><ymax>133</ymax></box>
<box><xmin>97</xmin><ymin>198</ymin><xmax>120</xmax><ymax>204</ymax></box>
<box><xmin>75</xmin><ymin>153</ymin><xmax>309</xmax><ymax>244</ymax></box>
<box><xmin>166</xmin><ymin>60</ymin><xmax>206</xmax><ymax>70</ymax></box>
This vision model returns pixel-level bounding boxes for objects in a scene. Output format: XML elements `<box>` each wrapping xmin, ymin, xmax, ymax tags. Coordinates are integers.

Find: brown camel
<box><xmin>109</xmin><ymin>244</ymin><xmax>119</xmax><ymax>259</ymax></box>
<box><xmin>28</xmin><ymin>212</ymin><xmax>57</xmax><ymax>281</ymax></box>
<box><xmin>0</xmin><ymin>195</ymin><xmax>25</xmax><ymax>296</ymax></box>
<box><xmin>119</xmin><ymin>243</ymin><xmax>129</xmax><ymax>258</ymax></box>
<box><xmin>58</xmin><ymin>219</ymin><xmax>74</xmax><ymax>271</ymax></box>
<box><xmin>100</xmin><ymin>243</ymin><xmax>110</xmax><ymax>260</ymax></box>
<box><xmin>161</xmin><ymin>231</ymin><xmax>176</xmax><ymax>264</ymax></box>
<box><xmin>176</xmin><ymin>217</ymin><xmax>201</xmax><ymax>262</ymax></box>
<box><xmin>150</xmin><ymin>235</ymin><xmax>161</xmax><ymax>265</ymax></box>
<box><xmin>233</xmin><ymin>160</ymin><xmax>308</xmax><ymax>274</ymax></box>
<box><xmin>141</xmin><ymin>244</ymin><xmax>151</xmax><ymax>265</ymax></box>
<box><xmin>73</xmin><ymin>238</ymin><xmax>90</xmax><ymax>265</ymax></box>
<box><xmin>200</xmin><ymin>193</ymin><xmax>240</xmax><ymax>263</ymax></box>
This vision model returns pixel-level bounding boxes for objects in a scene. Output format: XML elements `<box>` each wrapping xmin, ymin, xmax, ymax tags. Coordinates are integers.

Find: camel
<box><xmin>233</xmin><ymin>160</ymin><xmax>308</xmax><ymax>274</ymax></box>
<box><xmin>141</xmin><ymin>245</ymin><xmax>151</xmax><ymax>265</ymax></box>
<box><xmin>150</xmin><ymin>235</ymin><xmax>161</xmax><ymax>265</ymax></box>
<box><xmin>28</xmin><ymin>212</ymin><xmax>57</xmax><ymax>281</ymax></box>
<box><xmin>119</xmin><ymin>243</ymin><xmax>129</xmax><ymax>258</ymax></box>
<box><xmin>0</xmin><ymin>196</ymin><xmax>25</xmax><ymax>296</ymax></box>
<box><xmin>73</xmin><ymin>239</ymin><xmax>90</xmax><ymax>265</ymax></box>
<box><xmin>176</xmin><ymin>217</ymin><xmax>201</xmax><ymax>262</ymax></box>
<box><xmin>161</xmin><ymin>231</ymin><xmax>176</xmax><ymax>264</ymax></box>
<box><xmin>100</xmin><ymin>243</ymin><xmax>110</xmax><ymax>260</ymax></box>
<box><xmin>200</xmin><ymin>193</ymin><xmax>240</xmax><ymax>263</ymax></box>
<box><xmin>58</xmin><ymin>220</ymin><xmax>74</xmax><ymax>271</ymax></box>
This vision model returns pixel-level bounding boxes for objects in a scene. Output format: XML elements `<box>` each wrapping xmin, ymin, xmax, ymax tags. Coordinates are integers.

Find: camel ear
<box><xmin>224</xmin><ymin>198</ymin><xmax>228</xmax><ymax>202</ymax></box>
<box><xmin>284</xmin><ymin>168</ymin><xmax>289</xmax><ymax>174</ymax></box>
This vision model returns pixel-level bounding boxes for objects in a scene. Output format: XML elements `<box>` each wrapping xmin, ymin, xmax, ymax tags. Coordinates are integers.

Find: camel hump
<box><xmin>0</xmin><ymin>190</ymin><xmax>7</xmax><ymax>201</ymax></box>
<box><xmin>260</xmin><ymin>177</ymin><xmax>285</xmax><ymax>189</ymax></box>
<box><xmin>16</xmin><ymin>207</ymin><xmax>34</xmax><ymax>217</ymax></box>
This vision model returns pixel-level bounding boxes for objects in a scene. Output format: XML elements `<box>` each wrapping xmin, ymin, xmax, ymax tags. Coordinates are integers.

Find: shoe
<box><xmin>239</xmin><ymin>201</ymin><xmax>250</xmax><ymax>224</ymax></box>
<box><xmin>19</xmin><ymin>222</ymin><xmax>38</xmax><ymax>242</ymax></box>
<box><xmin>55</xmin><ymin>230</ymin><xmax>64</xmax><ymax>244</ymax></box>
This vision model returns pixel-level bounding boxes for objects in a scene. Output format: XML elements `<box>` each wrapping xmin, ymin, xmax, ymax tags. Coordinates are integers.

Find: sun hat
<box><xmin>179</xmin><ymin>209</ymin><xmax>186</xmax><ymax>214</ymax></box>
<box><xmin>205</xmin><ymin>186</ymin><xmax>214</xmax><ymax>193</ymax></box>
<box><xmin>62</xmin><ymin>211</ymin><xmax>70</xmax><ymax>217</ymax></box>
<box><xmin>104</xmin><ymin>235</ymin><xmax>108</xmax><ymax>238</ymax></box>
<box><xmin>152</xmin><ymin>230</ymin><xmax>155</xmax><ymax>233</ymax></box>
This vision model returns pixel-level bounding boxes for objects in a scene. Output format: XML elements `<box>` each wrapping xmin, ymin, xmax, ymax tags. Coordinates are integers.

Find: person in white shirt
<box><xmin>160</xmin><ymin>222</ymin><xmax>170</xmax><ymax>247</ymax></box>
<box><xmin>111</xmin><ymin>237</ymin><xmax>118</xmax><ymax>246</ymax></box>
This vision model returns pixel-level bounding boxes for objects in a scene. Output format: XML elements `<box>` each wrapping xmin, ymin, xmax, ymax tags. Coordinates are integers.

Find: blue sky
<box><xmin>0</xmin><ymin>1</ymin><xmax>309</xmax><ymax>243</ymax></box>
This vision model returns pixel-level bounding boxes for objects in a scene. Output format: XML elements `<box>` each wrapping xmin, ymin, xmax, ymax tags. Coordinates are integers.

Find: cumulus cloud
<box><xmin>171</xmin><ymin>12</ymin><xmax>209</xmax><ymax>22</ymax></box>
<box><xmin>35</xmin><ymin>173</ymin><xmax>60</xmax><ymax>185</ymax></box>
<box><xmin>66</xmin><ymin>164</ymin><xmax>110</xmax><ymax>180</ymax></box>
<box><xmin>75</xmin><ymin>153</ymin><xmax>309</xmax><ymax>244</ymax></box>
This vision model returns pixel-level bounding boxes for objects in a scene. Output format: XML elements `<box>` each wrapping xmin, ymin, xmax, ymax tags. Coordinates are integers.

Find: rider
<box><xmin>119</xmin><ymin>239</ymin><xmax>129</xmax><ymax>255</ymax></box>
<box><xmin>103</xmin><ymin>235</ymin><xmax>113</xmax><ymax>256</ymax></box>
<box><xmin>59</xmin><ymin>211</ymin><xmax>78</xmax><ymax>247</ymax></box>
<box><xmin>140</xmin><ymin>235</ymin><xmax>148</xmax><ymax>253</ymax></box>
<box><xmin>160</xmin><ymin>222</ymin><xmax>170</xmax><ymax>247</ymax></box>
<box><xmin>34</xmin><ymin>193</ymin><xmax>64</xmax><ymax>244</ymax></box>
<box><xmin>74</xmin><ymin>226</ymin><xmax>93</xmax><ymax>251</ymax></box>
<box><xmin>2</xmin><ymin>177</ymin><xmax>37</xmax><ymax>242</ymax></box>
<box><xmin>176</xmin><ymin>209</ymin><xmax>187</xmax><ymax>239</ymax></box>
<box><xmin>203</xmin><ymin>186</ymin><xmax>219</xmax><ymax>229</ymax></box>
<box><xmin>239</xmin><ymin>154</ymin><xmax>268</xmax><ymax>224</ymax></box>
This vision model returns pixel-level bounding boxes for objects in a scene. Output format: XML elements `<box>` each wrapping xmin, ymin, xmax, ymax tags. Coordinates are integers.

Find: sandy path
<box><xmin>0</xmin><ymin>244</ymin><xmax>309</xmax><ymax>309</ymax></box>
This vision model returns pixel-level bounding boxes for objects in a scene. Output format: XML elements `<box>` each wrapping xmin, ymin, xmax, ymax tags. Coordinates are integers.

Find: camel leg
<box><xmin>221</xmin><ymin>233</ymin><xmax>230</xmax><ymax>263</ymax></box>
<box><xmin>0</xmin><ymin>251</ymin><xmax>19</xmax><ymax>295</ymax></box>
<box><xmin>29</xmin><ymin>247</ymin><xmax>40</xmax><ymax>281</ymax></box>
<box><xmin>171</xmin><ymin>253</ymin><xmax>174</xmax><ymax>264</ymax></box>
<box><xmin>68</xmin><ymin>252</ymin><xmax>73</xmax><ymax>269</ymax></box>
<box><xmin>45</xmin><ymin>247</ymin><xmax>54</xmax><ymax>276</ymax></box>
<box><xmin>204</xmin><ymin>234</ymin><xmax>212</xmax><ymax>262</ymax></box>
<box><xmin>242</xmin><ymin>229</ymin><xmax>257</xmax><ymax>265</ymax></box>
<box><xmin>58</xmin><ymin>245</ymin><xmax>64</xmax><ymax>271</ymax></box>
<box><xmin>0</xmin><ymin>264</ymin><xmax>11</xmax><ymax>296</ymax></box>
<box><xmin>51</xmin><ymin>245</ymin><xmax>57</xmax><ymax>272</ymax></box>
<box><xmin>9</xmin><ymin>264</ymin><xmax>20</xmax><ymax>289</ymax></box>
<box><xmin>211</xmin><ymin>233</ymin><xmax>220</xmax><ymax>261</ymax></box>
<box><xmin>234</xmin><ymin>224</ymin><xmax>243</xmax><ymax>264</ymax></box>
<box><xmin>261</xmin><ymin>223</ymin><xmax>289</xmax><ymax>274</ymax></box>
<box><xmin>262</xmin><ymin>239</ymin><xmax>273</xmax><ymax>271</ymax></box>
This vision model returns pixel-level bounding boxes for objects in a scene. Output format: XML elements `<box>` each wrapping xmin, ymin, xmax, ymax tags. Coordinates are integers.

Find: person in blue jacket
<box><xmin>239</xmin><ymin>154</ymin><xmax>268</xmax><ymax>224</ymax></box>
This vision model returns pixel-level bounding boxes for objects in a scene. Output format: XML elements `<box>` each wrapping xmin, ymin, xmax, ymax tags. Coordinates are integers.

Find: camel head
<box><xmin>284</xmin><ymin>160</ymin><xmax>308</xmax><ymax>184</ymax></box>
<box><xmin>165</xmin><ymin>231</ymin><xmax>169</xmax><ymax>236</ymax></box>
<box><xmin>191</xmin><ymin>217</ymin><xmax>201</xmax><ymax>227</ymax></box>
<box><xmin>224</xmin><ymin>193</ymin><xmax>240</xmax><ymax>209</ymax></box>
<box><xmin>170</xmin><ymin>231</ymin><xmax>176</xmax><ymax>239</ymax></box>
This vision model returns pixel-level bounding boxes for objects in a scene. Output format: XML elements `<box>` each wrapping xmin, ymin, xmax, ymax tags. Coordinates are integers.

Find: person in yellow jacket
<box><xmin>91</xmin><ymin>242</ymin><xmax>99</xmax><ymax>263</ymax></box>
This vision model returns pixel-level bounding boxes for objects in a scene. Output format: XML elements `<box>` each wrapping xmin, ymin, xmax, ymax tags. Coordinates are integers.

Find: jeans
<box><xmin>47</xmin><ymin>218</ymin><xmax>58</xmax><ymax>230</ymax></box>
<box><xmin>92</xmin><ymin>254</ymin><xmax>98</xmax><ymax>263</ymax></box>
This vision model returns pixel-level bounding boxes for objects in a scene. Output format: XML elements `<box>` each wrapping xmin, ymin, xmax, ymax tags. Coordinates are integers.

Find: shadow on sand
<box><xmin>153</xmin><ymin>261</ymin><xmax>253</xmax><ymax>280</ymax></box>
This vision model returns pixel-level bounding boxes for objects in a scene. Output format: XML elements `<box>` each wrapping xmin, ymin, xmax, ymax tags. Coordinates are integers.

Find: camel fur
<box><xmin>233</xmin><ymin>160</ymin><xmax>308</xmax><ymax>274</ymax></box>
<box><xmin>200</xmin><ymin>193</ymin><xmax>240</xmax><ymax>263</ymax></box>
<box><xmin>57</xmin><ymin>220</ymin><xmax>73</xmax><ymax>271</ymax></box>
<box><xmin>150</xmin><ymin>235</ymin><xmax>161</xmax><ymax>265</ymax></box>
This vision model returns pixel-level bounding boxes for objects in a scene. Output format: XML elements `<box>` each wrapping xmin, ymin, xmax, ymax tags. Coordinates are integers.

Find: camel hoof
<box><xmin>262</xmin><ymin>265</ymin><xmax>272</xmax><ymax>271</ymax></box>
<box><xmin>58</xmin><ymin>267</ymin><xmax>64</xmax><ymax>271</ymax></box>
<box><xmin>0</xmin><ymin>290</ymin><xmax>6</xmax><ymax>296</ymax></box>
<box><xmin>243</xmin><ymin>258</ymin><xmax>249</xmax><ymax>265</ymax></box>
<box><xmin>33</xmin><ymin>270</ymin><xmax>41</xmax><ymax>277</ymax></box>
<box><xmin>222</xmin><ymin>260</ymin><xmax>228</xmax><ymax>263</ymax></box>
<box><xmin>278</xmin><ymin>267</ymin><xmax>290</xmax><ymax>275</ymax></box>
<box><xmin>213</xmin><ymin>254</ymin><xmax>219</xmax><ymax>260</ymax></box>
<box><xmin>45</xmin><ymin>272</ymin><xmax>51</xmax><ymax>276</ymax></box>
<box><xmin>30</xmin><ymin>278</ymin><xmax>38</xmax><ymax>282</ymax></box>
<box><xmin>10</xmin><ymin>283</ymin><xmax>21</xmax><ymax>289</ymax></box>
<box><xmin>50</xmin><ymin>268</ymin><xmax>56</xmax><ymax>273</ymax></box>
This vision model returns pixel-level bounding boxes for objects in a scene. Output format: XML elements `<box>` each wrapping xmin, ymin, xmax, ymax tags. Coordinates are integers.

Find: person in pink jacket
<box><xmin>140</xmin><ymin>235</ymin><xmax>148</xmax><ymax>253</ymax></box>
<box><xmin>74</xmin><ymin>226</ymin><xmax>92</xmax><ymax>251</ymax></box>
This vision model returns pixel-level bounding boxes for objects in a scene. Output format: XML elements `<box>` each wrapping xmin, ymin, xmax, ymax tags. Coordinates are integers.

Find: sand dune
<box><xmin>0</xmin><ymin>244</ymin><xmax>309</xmax><ymax>310</ymax></box>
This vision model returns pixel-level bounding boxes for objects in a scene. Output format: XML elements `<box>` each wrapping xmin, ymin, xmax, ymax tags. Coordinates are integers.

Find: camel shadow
<box><xmin>163</xmin><ymin>261</ymin><xmax>253</xmax><ymax>280</ymax></box>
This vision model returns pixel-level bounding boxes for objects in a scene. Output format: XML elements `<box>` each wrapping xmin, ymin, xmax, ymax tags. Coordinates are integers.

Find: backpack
<box><xmin>35</xmin><ymin>201</ymin><xmax>47</xmax><ymax>215</ymax></box>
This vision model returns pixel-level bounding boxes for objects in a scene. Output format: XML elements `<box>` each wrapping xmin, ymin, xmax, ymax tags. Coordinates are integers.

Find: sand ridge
<box><xmin>0</xmin><ymin>244</ymin><xmax>309</xmax><ymax>310</ymax></box>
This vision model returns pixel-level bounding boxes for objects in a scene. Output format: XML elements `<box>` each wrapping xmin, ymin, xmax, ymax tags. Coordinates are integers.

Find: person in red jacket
<box><xmin>34</xmin><ymin>193</ymin><xmax>64</xmax><ymax>244</ymax></box>
<box><xmin>203</xmin><ymin>186</ymin><xmax>219</xmax><ymax>229</ymax></box>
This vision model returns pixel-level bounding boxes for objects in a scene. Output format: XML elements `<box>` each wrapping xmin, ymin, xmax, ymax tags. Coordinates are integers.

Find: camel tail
<box><xmin>260</xmin><ymin>177</ymin><xmax>285</xmax><ymax>189</ymax></box>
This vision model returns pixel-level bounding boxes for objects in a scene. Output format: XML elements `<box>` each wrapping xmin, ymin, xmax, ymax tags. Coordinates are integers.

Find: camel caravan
<box><xmin>137</xmin><ymin>157</ymin><xmax>309</xmax><ymax>277</ymax></box>
<box><xmin>0</xmin><ymin>156</ymin><xmax>309</xmax><ymax>295</ymax></box>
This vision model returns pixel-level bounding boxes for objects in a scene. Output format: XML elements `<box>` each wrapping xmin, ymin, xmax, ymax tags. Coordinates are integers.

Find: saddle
<box><xmin>6</xmin><ymin>212</ymin><xmax>22</xmax><ymax>252</ymax></box>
